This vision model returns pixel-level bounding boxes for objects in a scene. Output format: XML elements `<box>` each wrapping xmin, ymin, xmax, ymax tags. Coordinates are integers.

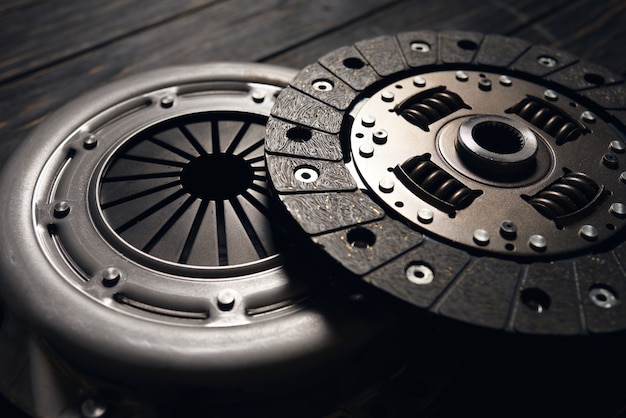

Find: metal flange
<box><xmin>265</xmin><ymin>31</ymin><xmax>626</xmax><ymax>335</ymax></box>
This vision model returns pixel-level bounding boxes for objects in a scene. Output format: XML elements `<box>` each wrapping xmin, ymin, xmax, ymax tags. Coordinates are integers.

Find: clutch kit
<box><xmin>265</xmin><ymin>30</ymin><xmax>626</xmax><ymax>335</ymax></box>
<box><xmin>0</xmin><ymin>62</ymin><xmax>395</xmax><ymax>417</ymax></box>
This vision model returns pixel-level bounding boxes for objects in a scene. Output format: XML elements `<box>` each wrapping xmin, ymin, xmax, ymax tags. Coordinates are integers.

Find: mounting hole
<box><xmin>356</xmin><ymin>132</ymin><xmax>364</xmax><ymax>138</ymax></box>
<box><xmin>410</xmin><ymin>41</ymin><xmax>430</xmax><ymax>52</ymax></box>
<box><xmin>472</xmin><ymin>122</ymin><xmax>523</xmax><ymax>154</ymax></box>
<box><xmin>537</xmin><ymin>55</ymin><xmax>557</xmax><ymax>67</ymax></box>
<box><xmin>394</xmin><ymin>201</ymin><xmax>404</xmax><ymax>208</ymax></box>
<box><xmin>589</xmin><ymin>284</ymin><xmax>619</xmax><ymax>308</ymax></box>
<box><xmin>347</xmin><ymin>227</ymin><xmax>376</xmax><ymax>248</ymax></box>
<box><xmin>584</xmin><ymin>73</ymin><xmax>605</xmax><ymax>86</ymax></box>
<box><xmin>521</xmin><ymin>288</ymin><xmax>551</xmax><ymax>313</ymax></box>
<box><xmin>312</xmin><ymin>79</ymin><xmax>334</xmax><ymax>91</ymax></box>
<box><xmin>405</xmin><ymin>263</ymin><xmax>434</xmax><ymax>285</ymax></box>
<box><xmin>395</xmin><ymin>84</ymin><xmax>403</xmax><ymax>89</ymax></box>
<box><xmin>607</xmin><ymin>223</ymin><xmax>616</xmax><ymax>230</ymax></box>
<box><xmin>286</xmin><ymin>126</ymin><xmax>312</xmax><ymax>142</ymax></box>
<box><xmin>343</xmin><ymin>57</ymin><xmax>365</xmax><ymax>69</ymax></box>
<box><xmin>457</xmin><ymin>39</ymin><xmax>478</xmax><ymax>50</ymax></box>
<box><xmin>294</xmin><ymin>166</ymin><xmax>319</xmax><ymax>183</ymax></box>
<box><xmin>505</xmin><ymin>243</ymin><xmax>515</xmax><ymax>251</ymax></box>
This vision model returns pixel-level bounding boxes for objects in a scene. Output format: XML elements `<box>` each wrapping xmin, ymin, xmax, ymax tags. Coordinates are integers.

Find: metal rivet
<box><xmin>603</xmin><ymin>153</ymin><xmax>619</xmax><ymax>169</ymax></box>
<box><xmin>312</xmin><ymin>79</ymin><xmax>333</xmax><ymax>92</ymax></box>
<box><xmin>53</xmin><ymin>201</ymin><xmax>70</xmax><ymax>218</ymax></box>
<box><xmin>160</xmin><ymin>95</ymin><xmax>174</xmax><ymax>108</ymax></box>
<box><xmin>499</xmin><ymin>220</ymin><xmax>517</xmax><ymax>239</ymax></box>
<box><xmin>217</xmin><ymin>289</ymin><xmax>236</xmax><ymax>311</ymax></box>
<box><xmin>379</xmin><ymin>178</ymin><xmax>394</xmax><ymax>193</ymax></box>
<box><xmin>406</xmin><ymin>264</ymin><xmax>434</xmax><ymax>285</ymax></box>
<box><xmin>544</xmin><ymin>89</ymin><xmax>558</xmax><ymax>101</ymax></box>
<box><xmin>610</xmin><ymin>140</ymin><xmax>626</xmax><ymax>153</ymax></box>
<box><xmin>455</xmin><ymin>71</ymin><xmax>469</xmax><ymax>81</ymax></box>
<box><xmin>83</xmin><ymin>134</ymin><xmax>97</xmax><ymax>149</ymax></box>
<box><xmin>417</xmin><ymin>208</ymin><xmax>434</xmax><ymax>224</ymax></box>
<box><xmin>581</xmin><ymin>111</ymin><xmax>596</xmax><ymax>123</ymax></box>
<box><xmin>529</xmin><ymin>234</ymin><xmax>547</xmax><ymax>251</ymax></box>
<box><xmin>102</xmin><ymin>267</ymin><xmax>121</xmax><ymax>287</ymax></box>
<box><xmin>589</xmin><ymin>286</ymin><xmax>618</xmax><ymax>309</ymax></box>
<box><xmin>373</xmin><ymin>129</ymin><xmax>388</xmax><ymax>144</ymax></box>
<box><xmin>537</xmin><ymin>56</ymin><xmax>557</xmax><ymax>67</ymax></box>
<box><xmin>361</xmin><ymin>115</ymin><xmax>376</xmax><ymax>127</ymax></box>
<box><xmin>579</xmin><ymin>224</ymin><xmax>598</xmax><ymax>241</ymax></box>
<box><xmin>478</xmin><ymin>78</ymin><xmax>492</xmax><ymax>91</ymax></box>
<box><xmin>252</xmin><ymin>91</ymin><xmax>266</xmax><ymax>103</ymax></box>
<box><xmin>610</xmin><ymin>202</ymin><xmax>626</xmax><ymax>218</ymax></box>
<box><xmin>413</xmin><ymin>76</ymin><xmax>426</xmax><ymax>87</ymax></box>
<box><xmin>294</xmin><ymin>166</ymin><xmax>319</xmax><ymax>183</ymax></box>
<box><xmin>410</xmin><ymin>42</ymin><xmax>430</xmax><ymax>52</ymax></box>
<box><xmin>81</xmin><ymin>398</ymin><xmax>107</xmax><ymax>418</ymax></box>
<box><xmin>359</xmin><ymin>144</ymin><xmax>374</xmax><ymax>158</ymax></box>
<box><xmin>499</xmin><ymin>75</ymin><xmax>512</xmax><ymax>86</ymax></box>
<box><xmin>620</xmin><ymin>172</ymin><xmax>626</xmax><ymax>183</ymax></box>
<box><xmin>473</xmin><ymin>229</ymin><xmax>490</xmax><ymax>246</ymax></box>
<box><xmin>381</xmin><ymin>90</ymin><xmax>395</xmax><ymax>102</ymax></box>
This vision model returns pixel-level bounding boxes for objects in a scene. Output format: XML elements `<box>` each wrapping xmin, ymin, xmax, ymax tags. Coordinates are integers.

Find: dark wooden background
<box><xmin>1</xmin><ymin>0</ymin><xmax>625</xmax><ymax>417</ymax></box>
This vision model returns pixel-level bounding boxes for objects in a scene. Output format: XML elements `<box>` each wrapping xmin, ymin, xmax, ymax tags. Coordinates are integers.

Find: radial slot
<box><xmin>395</xmin><ymin>155</ymin><xmax>482</xmax><ymax>213</ymax></box>
<box><xmin>100</xmin><ymin>112</ymin><xmax>276</xmax><ymax>267</ymax></box>
<box><xmin>524</xmin><ymin>172</ymin><xmax>603</xmax><ymax>224</ymax></box>
<box><xmin>507</xmin><ymin>97</ymin><xmax>584</xmax><ymax>145</ymax></box>
<box><xmin>396</xmin><ymin>87</ymin><xmax>470</xmax><ymax>131</ymax></box>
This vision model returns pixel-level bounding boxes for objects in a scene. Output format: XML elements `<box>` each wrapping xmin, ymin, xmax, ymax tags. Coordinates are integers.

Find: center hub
<box><xmin>455</xmin><ymin>115</ymin><xmax>538</xmax><ymax>180</ymax></box>
<box><xmin>181</xmin><ymin>154</ymin><xmax>253</xmax><ymax>200</ymax></box>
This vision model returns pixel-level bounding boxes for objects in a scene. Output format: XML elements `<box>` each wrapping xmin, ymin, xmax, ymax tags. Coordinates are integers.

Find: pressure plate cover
<box><xmin>0</xmin><ymin>63</ymin><xmax>390</xmax><ymax>387</ymax></box>
<box><xmin>265</xmin><ymin>31</ymin><xmax>626</xmax><ymax>335</ymax></box>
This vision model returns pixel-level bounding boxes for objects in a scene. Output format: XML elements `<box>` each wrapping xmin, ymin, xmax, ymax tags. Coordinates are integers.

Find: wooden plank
<box><xmin>264</xmin><ymin>0</ymin><xmax>571</xmax><ymax>70</ymax></box>
<box><xmin>0</xmin><ymin>0</ymin><xmax>399</xmax><ymax>162</ymax></box>
<box><xmin>0</xmin><ymin>0</ymin><xmax>219</xmax><ymax>83</ymax></box>
<box><xmin>513</xmin><ymin>0</ymin><xmax>626</xmax><ymax>74</ymax></box>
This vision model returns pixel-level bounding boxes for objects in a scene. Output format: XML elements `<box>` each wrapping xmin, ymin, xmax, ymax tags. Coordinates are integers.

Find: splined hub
<box><xmin>266</xmin><ymin>31</ymin><xmax>626</xmax><ymax>335</ymax></box>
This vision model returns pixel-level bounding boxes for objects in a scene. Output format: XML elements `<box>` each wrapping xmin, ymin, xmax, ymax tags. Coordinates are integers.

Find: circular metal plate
<box><xmin>265</xmin><ymin>31</ymin><xmax>626</xmax><ymax>335</ymax></box>
<box><xmin>0</xmin><ymin>63</ymin><xmax>391</xmax><ymax>388</ymax></box>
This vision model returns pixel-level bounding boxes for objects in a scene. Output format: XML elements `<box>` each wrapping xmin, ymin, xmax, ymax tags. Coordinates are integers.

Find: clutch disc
<box><xmin>0</xmin><ymin>62</ymin><xmax>392</xmax><ymax>403</ymax></box>
<box><xmin>265</xmin><ymin>31</ymin><xmax>626</xmax><ymax>335</ymax></box>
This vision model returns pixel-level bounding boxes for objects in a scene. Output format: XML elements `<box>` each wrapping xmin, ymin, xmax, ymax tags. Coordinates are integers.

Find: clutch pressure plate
<box><xmin>266</xmin><ymin>31</ymin><xmax>626</xmax><ymax>335</ymax></box>
<box><xmin>0</xmin><ymin>63</ymin><xmax>393</xmax><ymax>414</ymax></box>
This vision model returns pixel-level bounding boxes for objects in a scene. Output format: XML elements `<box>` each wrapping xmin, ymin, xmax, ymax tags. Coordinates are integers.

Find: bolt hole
<box><xmin>405</xmin><ymin>262</ymin><xmax>434</xmax><ymax>285</ymax></box>
<box><xmin>584</xmin><ymin>73</ymin><xmax>605</xmax><ymax>86</ymax></box>
<box><xmin>286</xmin><ymin>126</ymin><xmax>312</xmax><ymax>142</ymax></box>
<box><xmin>505</xmin><ymin>243</ymin><xmax>515</xmax><ymax>251</ymax></box>
<box><xmin>356</xmin><ymin>133</ymin><xmax>364</xmax><ymax>138</ymax></box>
<box><xmin>387</xmin><ymin>167</ymin><xmax>393</xmax><ymax>172</ymax></box>
<box><xmin>410</xmin><ymin>41</ymin><xmax>430</xmax><ymax>52</ymax></box>
<box><xmin>537</xmin><ymin>55</ymin><xmax>557</xmax><ymax>67</ymax></box>
<box><xmin>294</xmin><ymin>166</ymin><xmax>319</xmax><ymax>183</ymax></box>
<box><xmin>457</xmin><ymin>39</ymin><xmax>478</xmax><ymax>50</ymax></box>
<box><xmin>343</xmin><ymin>57</ymin><xmax>365</xmax><ymax>69</ymax></box>
<box><xmin>312</xmin><ymin>78</ymin><xmax>334</xmax><ymax>91</ymax></box>
<box><xmin>347</xmin><ymin>227</ymin><xmax>376</xmax><ymax>248</ymax></box>
<box><xmin>569</xmin><ymin>102</ymin><xmax>578</xmax><ymax>108</ymax></box>
<box><xmin>607</xmin><ymin>223</ymin><xmax>616</xmax><ymax>230</ymax></box>
<box><xmin>395</xmin><ymin>84</ymin><xmax>403</xmax><ymax>89</ymax></box>
<box><xmin>589</xmin><ymin>284</ymin><xmax>619</xmax><ymax>308</ymax></box>
<box><xmin>521</xmin><ymin>288</ymin><xmax>551</xmax><ymax>313</ymax></box>
<box><xmin>394</xmin><ymin>201</ymin><xmax>404</xmax><ymax>208</ymax></box>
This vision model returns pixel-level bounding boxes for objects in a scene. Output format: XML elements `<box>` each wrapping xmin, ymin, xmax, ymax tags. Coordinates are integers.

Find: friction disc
<box><xmin>265</xmin><ymin>31</ymin><xmax>626</xmax><ymax>335</ymax></box>
<box><xmin>0</xmin><ymin>62</ymin><xmax>392</xmax><ymax>402</ymax></box>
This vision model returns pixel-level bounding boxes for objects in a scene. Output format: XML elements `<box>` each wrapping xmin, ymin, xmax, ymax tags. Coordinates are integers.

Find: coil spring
<box><xmin>528</xmin><ymin>172</ymin><xmax>600</xmax><ymax>220</ymax></box>
<box><xmin>402</xmin><ymin>157</ymin><xmax>479</xmax><ymax>210</ymax></box>
<box><xmin>398</xmin><ymin>88</ymin><xmax>469</xmax><ymax>131</ymax></box>
<box><xmin>508</xmin><ymin>98</ymin><xmax>583</xmax><ymax>145</ymax></box>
